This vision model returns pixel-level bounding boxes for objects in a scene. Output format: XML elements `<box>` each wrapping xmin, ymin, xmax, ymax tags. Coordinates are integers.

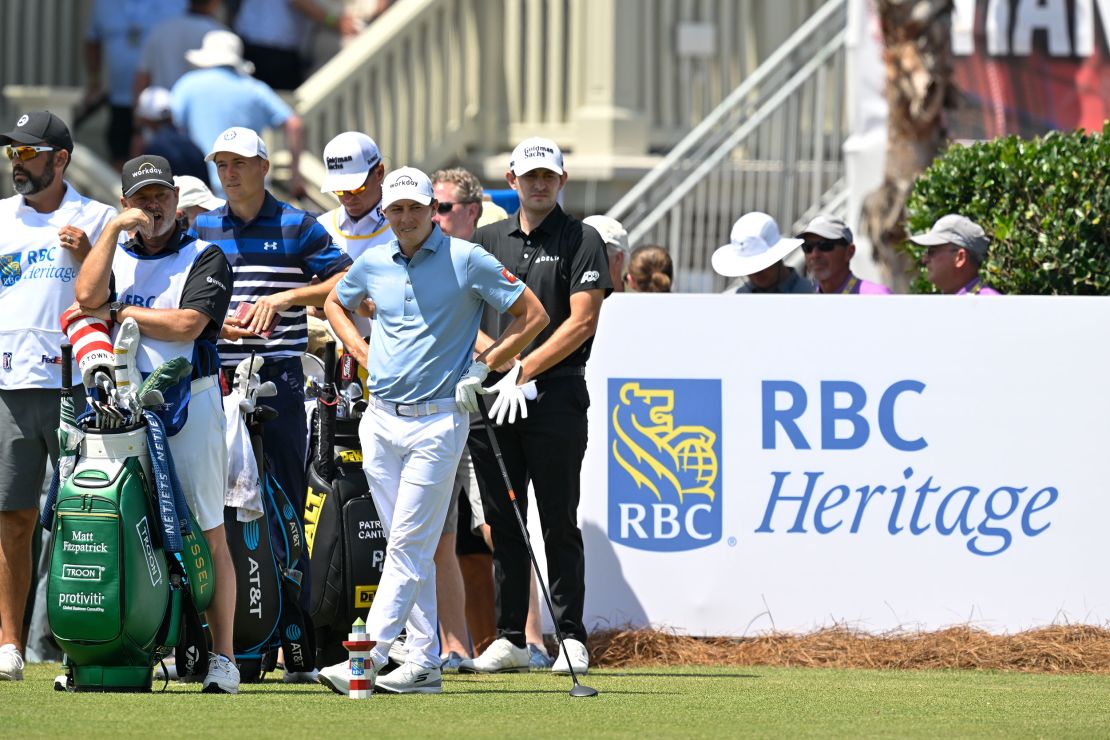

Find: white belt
<box><xmin>191</xmin><ymin>375</ymin><xmax>218</xmax><ymax>393</ymax></box>
<box><xmin>367</xmin><ymin>393</ymin><xmax>458</xmax><ymax>418</ymax></box>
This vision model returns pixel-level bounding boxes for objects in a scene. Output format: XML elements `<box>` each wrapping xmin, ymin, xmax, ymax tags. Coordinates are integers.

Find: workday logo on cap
<box><xmin>381</xmin><ymin>166</ymin><xmax>433</xmax><ymax>209</ymax></box>
<box><xmin>608</xmin><ymin>379</ymin><xmax>722</xmax><ymax>551</ymax></box>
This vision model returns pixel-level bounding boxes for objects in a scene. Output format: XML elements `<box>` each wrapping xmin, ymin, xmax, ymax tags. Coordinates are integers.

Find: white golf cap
<box><xmin>583</xmin><ymin>215</ymin><xmax>628</xmax><ymax>254</ymax></box>
<box><xmin>321</xmin><ymin>132</ymin><xmax>382</xmax><ymax>193</ymax></box>
<box><xmin>175</xmin><ymin>175</ymin><xmax>225</xmax><ymax>211</ymax></box>
<box><xmin>205</xmin><ymin>126</ymin><xmax>269</xmax><ymax>162</ymax></box>
<box><xmin>797</xmin><ymin>214</ymin><xmax>853</xmax><ymax>243</ymax></box>
<box><xmin>381</xmin><ymin>166</ymin><xmax>434</xmax><ymax>209</ymax></box>
<box><xmin>135</xmin><ymin>86</ymin><xmax>172</xmax><ymax>121</ymax></box>
<box><xmin>509</xmin><ymin>137</ymin><xmax>564</xmax><ymax>176</ymax></box>
<box><xmin>711</xmin><ymin>211</ymin><xmax>803</xmax><ymax>277</ymax></box>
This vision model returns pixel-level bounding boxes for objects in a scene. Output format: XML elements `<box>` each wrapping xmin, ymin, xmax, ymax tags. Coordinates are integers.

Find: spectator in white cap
<box><xmin>711</xmin><ymin>212</ymin><xmax>813</xmax><ymax>294</ymax></box>
<box><xmin>911</xmin><ymin>214</ymin><xmax>1000</xmax><ymax>295</ymax></box>
<box><xmin>797</xmin><ymin>214</ymin><xmax>892</xmax><ymax>294</ymax></box>
<box><xmin>461</xmin><ymin>137</ymin><xmax>611</xmax><ymax>678</ymax></box>
<box><xmin>174</xmin><ymin>175</ymin><xmax>225</xmax><ymax>228</ymax></box>
<box><xmin>191</xmin><ymin>128</ymin><xmax>353</xmax><ymax>667</ymax></box>
<box><xmin>170</xmin><ymin>30</ymin><xmax>305</xmax><ymax>197</ymax></box>
<box><xmin>318</xmin><ymin>166</ymin><xmax>548</xmax><ymax>695</ymax></box>
<box><xmin>583</xmin><ymin>215</ymin><xmax>629</xmax><ymax>293</ymax></box>
<box><xmin>134</xmin><ymin>86</ymin><xmax>210</xmax><ymax>185</ymax></box>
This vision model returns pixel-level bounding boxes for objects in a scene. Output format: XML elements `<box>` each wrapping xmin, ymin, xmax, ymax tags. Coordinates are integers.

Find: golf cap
<box><xmin>711</xmin><ymin>211</ymin><xmax>803</xmax><ymax>278</ymax></box>
<box><xmin>381</xmin><ymin>167</ymin><xmax>434</xmax><ymax>209</ymax></box>
<box><xmin>509</xmin><ymin>137</ymin><xmax>564</xmax><ymax>176</ymax></box>
<box><xmin>797</xmin><ymin>214</ymin><xmax>853</xmax><ymax>243</ymax></box>
<box><xmin>175</xmin><ymin>175</ymin><xmax>225</xmax><ymax>210</ymax></box>
<box><xmin>909</xmin><ymin>214</ymin><xmax>990</xmax><ymax>261</ymax></box>
<box><xmin>205</xmin><ymin>126</ymin><xmax>268</xmax><ymax>162</ymax></box>
<box><xmin>135</xmin><ymin>87</ymin><xmax>172</xmax><ymax>121</ymax></box>
<box><xmin>0</xmin><ymin>110</ymin><xmax>73</xmax><ymax>153</ymax></box>
<box><xmin>583</xmin><ymin>215</ymin><xmax>628</xmax><ymax>254</ymax></box>
<box><xmin>321</xmin><ymin>131</ymin><xmax>382</xmax><ymax>193</ymax></box>
<box><xmin>121</xmin><ymin>155</ymin><xmax>175</xmax><ymax>197</ymax></box>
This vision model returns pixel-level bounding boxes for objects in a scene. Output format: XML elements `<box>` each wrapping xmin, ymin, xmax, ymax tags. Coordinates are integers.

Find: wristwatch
<box><xmin>109</xmin><ymin>301</ymin><xmax>124</xmax><ymax>324</ymax></box>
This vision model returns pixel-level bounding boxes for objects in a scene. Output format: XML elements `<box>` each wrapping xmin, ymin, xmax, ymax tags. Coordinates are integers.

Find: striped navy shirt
<box><xmin>190</xmin><ymin>191</ymin><xmax>352</xmax><ymax>365</ymax></box>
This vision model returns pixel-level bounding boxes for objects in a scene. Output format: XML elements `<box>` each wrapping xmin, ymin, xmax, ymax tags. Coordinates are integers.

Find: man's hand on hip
<box><xmin>454</xmin><ymin>361</ymin><xmax>489</xmax><ymax>413</ymax></box>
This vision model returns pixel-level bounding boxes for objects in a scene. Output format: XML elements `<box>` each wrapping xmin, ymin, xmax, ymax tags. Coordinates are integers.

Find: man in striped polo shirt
<box><xmin>190</xmin><ymin>127</ymin><xmax>351</xmax><ymax>618</ymax></box>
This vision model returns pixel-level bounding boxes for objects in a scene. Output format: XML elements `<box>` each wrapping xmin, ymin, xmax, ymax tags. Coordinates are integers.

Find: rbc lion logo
<box><xmin>608</xmin><ymin>379</ymin><xmax>722</xmax><ymax>551</ymax></box>
<box><xmin>0</xmin><ymin>254</ymin><xmax>21</xmax><ymax>287</ymax></box>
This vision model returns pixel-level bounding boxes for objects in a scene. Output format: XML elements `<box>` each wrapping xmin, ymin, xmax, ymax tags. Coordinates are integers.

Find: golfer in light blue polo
<box><xmin>320</xmin><ymin>166</ymin><xmax>548</xmax><ymax>695</ymax></box>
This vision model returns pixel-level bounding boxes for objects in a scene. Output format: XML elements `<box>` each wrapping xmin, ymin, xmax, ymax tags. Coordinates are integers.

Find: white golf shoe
<box><xmin>319</xmin><ymin>658</ymin><xmax>381</xmax><ymax>696</ymax></box>
<box><xmin>551</xmin><ymin>638</ymin><xmax>589</xmax><ymax>675</ymax></box>
<box><xmin>374</xmin><ymin>662</ymin><xmax>442</xmax><ymax>694</ymax></box>
<box><xmin>0</xmin><ymin>644</ymin><xmax>24</xmax><ymax>681</ymax></box>
<box><xmin>201</xmin><ymin>653</ymin><xmax>241</xmax><ymax>694</ymax></box>
<box><xmin>458</xmin><ymin>638</ymin><xmax>530</xmax><ymax>674</ymax></box>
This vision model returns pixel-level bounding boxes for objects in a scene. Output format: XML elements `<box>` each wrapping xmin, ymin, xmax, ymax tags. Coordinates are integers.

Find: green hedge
<box><xmin>904</xmin><ymin>122</ymin><xmax>1109</xmax><ymax>295</ymax></box>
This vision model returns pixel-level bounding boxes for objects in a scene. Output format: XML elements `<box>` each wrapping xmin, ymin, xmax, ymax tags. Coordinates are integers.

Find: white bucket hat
<box><xmin>711</xmin><ymin>212</ymin><xmax>803</xmax><ymax>277</ymax></box>
<box><xmin>185</xmin><ymin>30</ymin><xmax>255</xmax><ymax>76</ymax></box>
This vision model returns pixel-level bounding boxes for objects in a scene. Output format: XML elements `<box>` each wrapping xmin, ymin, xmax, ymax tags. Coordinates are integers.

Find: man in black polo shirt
<box><xmin>459</xmin><ymin>137</ymin><xmax>610</xmax><ymax>676</ymax></box>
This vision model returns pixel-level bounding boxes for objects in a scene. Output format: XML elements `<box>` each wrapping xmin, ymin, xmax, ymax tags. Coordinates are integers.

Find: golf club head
<box><xmin>255</xmin><ymin>405</ymin><xmax>279</xmax><ymax>423</ymax></box>
<box><xmin>234</xmin><ymin>355</ymin><xmax>264</xmax><ymax>392</ymax></box>
<box><xmin>239</xmin><ymin>398</ymin><xmax>255</xmax><ymax>415</ymax></box>
<box><xmin>258</xmin><ymin>381</ymin><xmax>278</xmax><ymax>398</ymax></box>
<box><xmin>139</xmin><ymin>389</ymin><xmax>164</xmax><ymax>408</ymax></box>
<box><xmin>570</xmin><ymin>684</ymin><xmax>599</xmax><ymax>697</ymax></box>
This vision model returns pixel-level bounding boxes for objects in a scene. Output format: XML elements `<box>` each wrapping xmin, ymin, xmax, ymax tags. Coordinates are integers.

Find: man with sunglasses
<box><xmin>911</xmin><ymin>214</ymin><xmax>1001</xmax><ymax>295</ymax></box>
<box><xmin>0</xmin><ymin>111</ymin><xmax>117</xmax><ymax>681</ymax></box>
<box><xmin>798</xmin><ymin>215</ymin><xmax>892</xmax><ymax>295</ymax></box>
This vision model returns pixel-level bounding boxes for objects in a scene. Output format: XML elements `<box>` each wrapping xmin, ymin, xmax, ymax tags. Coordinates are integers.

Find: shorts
<box><xmin>168</xmin><ymin>377</ymin><xmax>227</xmax><ymax>531</ymax></box>
<box><xmin>0</xmin><ymin>388</ymin><xmax>67</xmax><ymax>511</ymax></box>
<box><xmin>455</xmin><ymin>447</ymin><xmax>491</xmax><ymax>556</ymax></box>
<box><xmin>441</xmin><ymin>457</ymin><xmax>461</xmax><ymax>537</ymax></box>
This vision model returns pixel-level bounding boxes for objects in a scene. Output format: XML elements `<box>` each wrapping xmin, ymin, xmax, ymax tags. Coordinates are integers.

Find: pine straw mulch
<box><xmin>587</xmin><ymin>625</ymin><xmax>1110</xmax><ymax>673</ymax></box>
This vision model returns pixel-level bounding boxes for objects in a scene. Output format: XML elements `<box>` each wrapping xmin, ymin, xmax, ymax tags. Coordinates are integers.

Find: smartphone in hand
<box><xmin>233</xmin><ymin>302</ymin><xmax>279</xmax><ymax>339</ymax></box>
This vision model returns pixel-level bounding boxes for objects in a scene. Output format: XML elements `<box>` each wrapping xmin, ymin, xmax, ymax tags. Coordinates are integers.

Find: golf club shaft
<box><xmin>61</xmin><ymin>343</ymin><xmax>72</xmax><ymax>398</ymax></box>
<box><xmin>475</xmin><ymin>396</ymin><xmax>589</xmax><ymax>688</ymax></box>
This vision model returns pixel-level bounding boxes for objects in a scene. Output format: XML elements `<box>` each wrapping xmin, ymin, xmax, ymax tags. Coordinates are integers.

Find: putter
<box><xmin>474</xmin><ymin>395</ymin><xmax>599</xmax><ymax>698</ymax></box>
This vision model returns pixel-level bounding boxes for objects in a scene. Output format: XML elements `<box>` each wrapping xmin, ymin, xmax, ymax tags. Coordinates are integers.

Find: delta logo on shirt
<box><xmin>0</xmin><ymin>249</ymin><xmax>77</xmax><ymax>288</ymax></box>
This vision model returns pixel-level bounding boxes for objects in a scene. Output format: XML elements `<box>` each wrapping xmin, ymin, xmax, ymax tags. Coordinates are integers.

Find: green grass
<box><xmin>6</xmin><ymin>664</ymin><xmax>1110</xmax><ymax>738</ymax></box>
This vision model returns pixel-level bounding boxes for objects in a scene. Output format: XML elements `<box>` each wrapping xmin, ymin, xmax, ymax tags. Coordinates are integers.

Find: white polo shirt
<box><xmin>0</xmin><ymin>184</ymin><xmax>117</xmax><ymax>390</ymax></box>
<box><xmin>321</xmin><ymin>202</ymin><xmax>393</xmax><ymax>338</ymax></box>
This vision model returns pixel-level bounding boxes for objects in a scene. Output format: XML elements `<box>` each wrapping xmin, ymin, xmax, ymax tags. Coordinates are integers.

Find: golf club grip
<box><xmin>318</xmin><ymin>341</ymin><xmax>338</xmax><ymax>475</ymax></box>
<box><xmin>60</xmin><ymin>343</ymin><xmax>72</xmax><ymax>395</ymax></box>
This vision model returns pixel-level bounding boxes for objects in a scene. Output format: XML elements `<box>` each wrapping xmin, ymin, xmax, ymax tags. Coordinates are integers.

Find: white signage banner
<box><xmin>574</xmin><ymin>294</ymin><xmax>1110</xmax><ymax>635</ymax></box>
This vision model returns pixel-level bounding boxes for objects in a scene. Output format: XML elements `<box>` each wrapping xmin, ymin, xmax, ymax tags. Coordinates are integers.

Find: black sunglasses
<box><xmin>801</xmin><ymin>239</ymin><xmax>845</xmax><ymax>254</ymax></box>
<box><xmin>436</xmin><ymin>200</ymin><xmax>478</xmax><ymax>215</ymax></box>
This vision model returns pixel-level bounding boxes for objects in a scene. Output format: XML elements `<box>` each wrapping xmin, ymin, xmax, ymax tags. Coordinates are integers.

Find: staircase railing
<box><xmin>607</xmin><ymin>0</ymin><xmax>849</xmax><ymax>292</ymax></box>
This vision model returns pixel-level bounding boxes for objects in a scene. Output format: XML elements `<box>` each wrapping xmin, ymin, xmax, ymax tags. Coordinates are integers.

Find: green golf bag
<box><xmin>42</xmin><ymin>348</ymin><xmax>211</xmax><ymax>692</ymax></box>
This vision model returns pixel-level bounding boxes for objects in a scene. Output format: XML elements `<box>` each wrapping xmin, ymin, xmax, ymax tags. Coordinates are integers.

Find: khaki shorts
<box><xmin>0</xmin><ymin>388</ymin><xmax>69</xmax><ymax>511</ymax></box>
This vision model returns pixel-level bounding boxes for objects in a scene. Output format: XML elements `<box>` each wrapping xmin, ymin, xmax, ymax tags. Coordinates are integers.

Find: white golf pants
<box><xmin>359</xmin><ymin>403</ymin><xmax>469</xmax><ymax>669</ymax></box>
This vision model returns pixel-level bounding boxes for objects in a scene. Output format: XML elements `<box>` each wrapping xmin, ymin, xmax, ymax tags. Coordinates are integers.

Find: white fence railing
<box><xmin>607</xmin><ymin>0</ymin><xmax>850</xmax><ymax>292</ymax></box>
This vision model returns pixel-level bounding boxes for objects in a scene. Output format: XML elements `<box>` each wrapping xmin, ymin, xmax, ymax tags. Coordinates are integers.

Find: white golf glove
<box><xmin>454</xmin><ymin>361</ymin><xmax>489</xmax><ymax>413</ymax></box>
<box><xmin>484</xmin><ymin>361</ymin><xmax>536</xmax><ymax>425</ymax></box>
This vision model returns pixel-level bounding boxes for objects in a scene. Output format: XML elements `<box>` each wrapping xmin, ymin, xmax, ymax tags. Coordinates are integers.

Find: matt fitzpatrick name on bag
<box><xmin>64</xmin><ymin>530</ymin><xmax>108</xmax><ymax>554</ymax></box>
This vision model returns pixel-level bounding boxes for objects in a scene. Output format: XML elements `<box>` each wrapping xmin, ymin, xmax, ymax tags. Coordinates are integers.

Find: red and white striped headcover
<box><xmin>60</xmin><ymin>307</ymin><xmax>114</xmax><ymax>387</ymax></box>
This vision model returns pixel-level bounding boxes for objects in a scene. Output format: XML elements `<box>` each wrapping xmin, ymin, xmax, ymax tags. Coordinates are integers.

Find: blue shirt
<box><xmin>233</xmin><ymin>0</ymin><xmax>306</xmax><ymax>51</ymax></box>
<box><xmin>191</xmin><ymin>192</ymin><xmax>352</xmax><ymax>365</ymax></box>
<box><xmin>142</xmin><ymin>126</ymin><xmax>209</xmax><ymax>185</ymax></box>
<box><xmin>336</xmin><ymin>226</ymin><xmax>525</xmax><ymax>404</ymax></box>
<box><xmin>169</xmin><ymin>67</ymin><xmax>292</xmax><ymax>195</ymax></box>
<box><xmin>86</xmin><ymin>0</ymin><xmax>186</xmax><ymax>105</ymax></box>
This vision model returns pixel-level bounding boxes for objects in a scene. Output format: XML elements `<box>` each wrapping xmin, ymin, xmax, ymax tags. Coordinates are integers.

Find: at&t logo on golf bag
<box><xmin>608</xmin><ymin>379</ymin><xmax>722</xmax><ymax>551</ymax></box>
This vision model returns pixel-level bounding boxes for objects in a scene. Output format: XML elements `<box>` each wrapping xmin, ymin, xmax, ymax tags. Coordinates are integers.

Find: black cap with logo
<box><xmin>0</xmin><ymin>111</ymin><xmax>74</xmax><ymax>152</ymax></box>
<box><xmin>121</xmin><ymin>155</ymin><xmax>176</xmax><ymax>197</ymax></box>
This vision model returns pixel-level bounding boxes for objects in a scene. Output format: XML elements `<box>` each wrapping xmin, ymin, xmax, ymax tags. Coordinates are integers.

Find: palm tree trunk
<box><xmin>862</xmin><ymin>0</ymin><xmax>955</xmax><ymax>292</ymax></box>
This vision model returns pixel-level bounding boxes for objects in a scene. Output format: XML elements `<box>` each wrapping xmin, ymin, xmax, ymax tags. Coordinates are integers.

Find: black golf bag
<box><xmin>223</xmin><ymin>359</ymin><xmax>315</xmax><ymax>681</ymax></box>
<box><xmin>304</xmin><ymin>342</ymin><xmax>387</xmax><ymax>667</ymax></box>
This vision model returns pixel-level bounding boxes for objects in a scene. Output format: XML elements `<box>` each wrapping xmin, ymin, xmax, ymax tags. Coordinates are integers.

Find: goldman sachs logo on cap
<box><xmin>391</xmin><ymin>175</ymin><xmax>420</xmax><ymax>188</ymax></box>
<box><xmin>326</xmin><ymin>154</ymin><xmax>354</xmax><ymax>170</ymax></box>
<box><xmin>132</xmin><ymin>161</ymin><xmax>164</xmax><ymax>177</ymax></box>
<box><xmin>523</xmin><ymin>145</ymin><xmax>555</xmax><ymax>158</ymax></box>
